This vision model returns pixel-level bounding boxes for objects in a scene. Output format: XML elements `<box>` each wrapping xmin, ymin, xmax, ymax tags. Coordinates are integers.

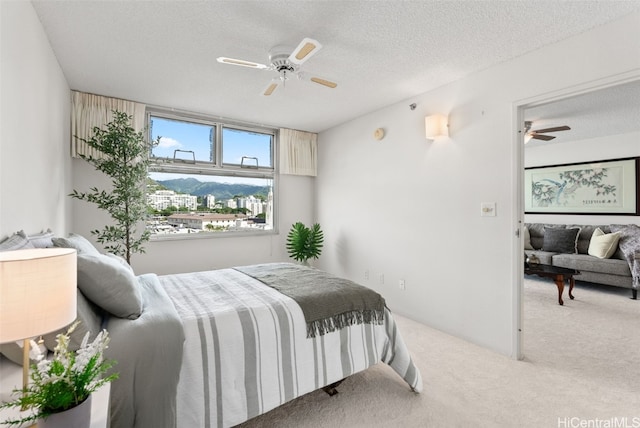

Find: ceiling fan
<box><xmin>216</xmin><ymin>38</ymin><xmax>337</xmax><ymax>96</ymax></box>
<box><xmin>524</xmin><ymin>121</ymin><xmax>571</xmax><ymax>143</ymax></box>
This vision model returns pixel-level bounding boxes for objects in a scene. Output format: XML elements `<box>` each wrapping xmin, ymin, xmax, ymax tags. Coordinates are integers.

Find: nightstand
<box><xmin>0</xmin><ymin>356</ymin><xmax>110</xmax><ymax>428</ymax></box>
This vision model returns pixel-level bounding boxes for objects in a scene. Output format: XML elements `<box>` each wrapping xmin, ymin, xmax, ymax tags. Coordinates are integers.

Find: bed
<box><xmin>102</xmin><ymin>262</ymin><xmax>422</xmax><ymax>428</ymax></box>
<box><xmin>0</xmin><ymin>233</ymin><xmax>422</xmax><ymax>428</ymax></box>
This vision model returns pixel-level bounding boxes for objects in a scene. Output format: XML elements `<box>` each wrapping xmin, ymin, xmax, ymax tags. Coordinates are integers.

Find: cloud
<box><xmin>157</xmin><ymin>136</ymin><xmax>182</xmax><ymax>149</ymax></box>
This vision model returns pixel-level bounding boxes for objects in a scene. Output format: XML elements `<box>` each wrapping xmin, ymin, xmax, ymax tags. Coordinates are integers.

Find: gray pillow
<box><xmin>43</xmin><ymin>289</ymin><xmax>105</xmax><ymax>352</ymax></box>
<box><xmin>0</xmin><ymin>342</ymin><xmax>26</xmax><ymax>365</ymax></box>
<box><xmin>77</xmin><ymin>253</ymin><xmax>143</xmax><ymax>320</ymax></box>
<box><xmin>53</xmin><ymin>233</ymin><xmax>100</xmax><ymax>256</ymax></box>
<box><xmin>27</xmin><ymin>228</ymin><xmax>55</xmax><ymax>248</ymax></box>
<box><xmin>523</xmin><ymin>226</ymin><xmax>534</xmax><ymax>250</ymax></box>
<box><xmin>1</xmin><ymin>291</ymin><xmax>106</xmax><ymax>364</ymax></box>
<box><xmin>0</xmin><ymin>231</ymin><xmax>35</xmax><ymax>251</ymax></box>
<box><xmin>543</xmin><ymin>227</ymin><xmax>581</xmax><ymax>254</ymax></box>
<box><xmin>105</xmin><ymin>252</ymin><xmax>135</xmax><ymax>275</ymax></box>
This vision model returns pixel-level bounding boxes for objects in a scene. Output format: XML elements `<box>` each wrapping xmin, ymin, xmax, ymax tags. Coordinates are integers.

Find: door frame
<box><xmin>511</xmin><ymin>70</ymin><xmax>640</xmax><ymax>360</ymax></box>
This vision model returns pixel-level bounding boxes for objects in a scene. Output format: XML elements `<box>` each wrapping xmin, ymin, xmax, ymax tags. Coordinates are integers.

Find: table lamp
<box><xmin>0</xmin><ymin>248</ymin><xmax>77</xmax><ymax>395</ymax></box>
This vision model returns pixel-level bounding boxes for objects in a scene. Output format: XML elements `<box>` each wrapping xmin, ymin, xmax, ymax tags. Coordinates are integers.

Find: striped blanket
<box><xmin>160</xmin><ymin>264</ymin><xmax>422</xmax><ymax>428</ymax></box>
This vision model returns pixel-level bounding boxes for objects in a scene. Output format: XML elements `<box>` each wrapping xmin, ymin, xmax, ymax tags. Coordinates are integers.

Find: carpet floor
<box><xmin>237</xmin><ymin>278</ymin><xmax>640</xmax><ymax>427</ymax></box>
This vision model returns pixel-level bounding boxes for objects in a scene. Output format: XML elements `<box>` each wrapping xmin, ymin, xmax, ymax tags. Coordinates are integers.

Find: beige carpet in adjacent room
<box><xmin>237</xmin><ymin>278</ymin><xmax>639</xmax><ymax>427</ymax></box>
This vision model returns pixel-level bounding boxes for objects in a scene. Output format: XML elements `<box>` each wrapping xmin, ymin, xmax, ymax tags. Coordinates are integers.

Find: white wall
<box><xmin>525</xmin><ymin>131</ymin><xmax>640</xmax><ymax>227</ymax></box>
<box><xmin>0</xmin><ymin>2</ymin><xmax>72</xmax><ymax>239</ymax></box>
<box><xmin>316</xmin><ymin>12</ymin><xmax>640</xmax><ymax>356</ymax></box>
<box><xmin>71</xmin><ymin>157</ymin><xmax>315</xmax><ymax>274</ymax></box>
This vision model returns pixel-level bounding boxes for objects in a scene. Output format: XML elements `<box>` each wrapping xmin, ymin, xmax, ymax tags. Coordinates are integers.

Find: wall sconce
<box><xmin>425</xmin><ymin>114</ymin><xmax>449</xmax><ymax>139</ymax></box>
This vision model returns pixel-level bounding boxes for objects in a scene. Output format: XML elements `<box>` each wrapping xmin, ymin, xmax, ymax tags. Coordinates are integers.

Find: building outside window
<box><xmin>146</xmin><ymin>109</ymin><xmax>276</xmax><ymax>238</ymax></box>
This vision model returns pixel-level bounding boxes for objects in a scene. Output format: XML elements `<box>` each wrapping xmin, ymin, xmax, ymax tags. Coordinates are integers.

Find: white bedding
<box><xmin>160</xmin><ymin>266</ymin><xmax>422</xmax><ymax>428</ymax></box>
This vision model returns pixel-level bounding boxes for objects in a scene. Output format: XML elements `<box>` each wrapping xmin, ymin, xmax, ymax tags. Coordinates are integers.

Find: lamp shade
<box><xmin>0</xmin><ymin>248</ymin><xmax>77</xmax><ymax>343</ymax></box>
<box><xmin>425</xmin><ymin>114</ymin><xmax>449</xmax><ymax>139</ymax></box>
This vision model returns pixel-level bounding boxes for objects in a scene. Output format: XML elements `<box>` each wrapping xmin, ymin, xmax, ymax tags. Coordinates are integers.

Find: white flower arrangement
<box><xmin>0</xmin><ymin>321</ymin><xmax>118</xmax><ymax>426</ymax></box>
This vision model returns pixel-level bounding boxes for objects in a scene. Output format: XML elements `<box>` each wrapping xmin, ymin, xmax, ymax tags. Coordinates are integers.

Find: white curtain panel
<box><xmin>71</xmin><ymin>91</ymin><xmax>146</xmax><ymax>158</ymax></box>
<box><xmin>279</xmin><ymin>128</ymin><xmax>318</xmax><ymax>176</ymax></box>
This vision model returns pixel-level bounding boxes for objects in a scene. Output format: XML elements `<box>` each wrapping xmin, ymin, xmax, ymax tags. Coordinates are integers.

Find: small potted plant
<box><xmin>0</xmin><ymin>322</ymin><xmax>118</xmax><ymax>427</ymax></box>
<box><xmin>286</xmin><ymin>222</ymin><xmax>324</xmax><ymax>265</ymax></box>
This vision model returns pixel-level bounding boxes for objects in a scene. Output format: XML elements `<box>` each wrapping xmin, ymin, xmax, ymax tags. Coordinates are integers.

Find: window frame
<box><xmin>146</xmin><ymin>107</ymin><xmax>278</xmax><ymax>240</ymax></box>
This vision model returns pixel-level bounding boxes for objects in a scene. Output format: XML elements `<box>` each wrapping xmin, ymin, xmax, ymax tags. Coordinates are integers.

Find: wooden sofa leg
<box><xmin>632</xmin><ymin>289</ymin><xmax>637</xmax><ymax>300</ymax></box>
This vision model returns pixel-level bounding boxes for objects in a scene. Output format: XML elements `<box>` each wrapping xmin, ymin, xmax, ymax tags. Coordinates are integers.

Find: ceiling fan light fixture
<box><xmin>523</xmin><ymin>121</ymin><xmax>571</xmax><ymax>143</ymax></box>
<box><xmin>217</xmin><ymin>37</ymin><xmax>336</xmax><ymax>96</ymax></box>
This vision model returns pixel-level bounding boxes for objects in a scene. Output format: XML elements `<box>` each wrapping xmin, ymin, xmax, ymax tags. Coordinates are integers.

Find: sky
<box><xmin>149</xmin><ymin>116</ymin><xmax>273</xmax><ymax>185</ymax></box>
<box><xmin>150</xmin><ymin>116</ymin><xmax>272</xmax><ymax>167</ymax></box>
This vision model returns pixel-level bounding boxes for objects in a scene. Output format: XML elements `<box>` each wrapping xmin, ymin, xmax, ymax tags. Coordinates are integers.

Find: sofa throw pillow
<box><xmin>523</xmin><ymin>226</ymin><xmax>534</xmax><ymax>250</ymax></box>
<box><xmin>543</xmin><ymin>227</ymin><xmax>581</xmax><ymax>254</ymax></box>
<box><xmin>76</xmin><ymin>253</ymin><xmax>143</xmax><ymax>320</ymax></box>
<box><xmin>588</xmin><ymin>228</ymin><xmax>622</xmax><ymax>259</ymax></box>
<box><xmin>53</xmin><ymin>233</ymin><xmax>100</xmax><ymax>256</ymax></box>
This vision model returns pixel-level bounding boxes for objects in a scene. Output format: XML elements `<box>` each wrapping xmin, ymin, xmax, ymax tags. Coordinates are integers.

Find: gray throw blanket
<box><xmin>610</xmin><ymin>224</ymin><xmax>640</xmax><ymax>290</ymax></box>
<box><xmin>235</xmin><ymin>263</ymin><xmax>385</xmax><ymax>337</ymax></box>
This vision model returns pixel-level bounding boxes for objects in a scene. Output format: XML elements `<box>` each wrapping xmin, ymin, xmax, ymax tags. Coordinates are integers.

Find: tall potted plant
<box><xmin>286</xmin><ymin>222</ymin><xmax>324</xmax><ymax>265</ymax></box>
<box><xmin>71</xmin><ymin>111</ymin><xmax>156</xmax><ymax>264</ymax></box>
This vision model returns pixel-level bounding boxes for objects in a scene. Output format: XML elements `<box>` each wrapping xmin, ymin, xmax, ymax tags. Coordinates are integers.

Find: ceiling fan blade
<box><xmin>532</xmin><ymin>125</ymin><xmax>571</xmax><ymax>133</ymax></box>
<box><xmin>262</xmin><ymin>80</ymin><xmax>281</xmax><ymax>96</ymax></box>
<box><xmin>531</xmin><ymin>134</ymin><xmax>555</xmax><ymax>141</ymax></box>
<box><xmin>216</xmin><ymin>57</ymin><xmax>269</xmax><ymax>69</ymax></box>
<box><xmin>288</xmin><ymin>38</ymin><xmax>322</xmax><ymax>65</ymax></box>
<box><xmin>309</xmin><ymin>76</ymin><xmax>337</xmax><ymax>89</ymax></box>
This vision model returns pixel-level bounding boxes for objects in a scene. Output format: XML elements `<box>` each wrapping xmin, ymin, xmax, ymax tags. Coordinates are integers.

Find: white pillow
<box><xmin>523</xmin><ymin>226</ymin><xmax>533</xmax><ymax>250</ymax></box>
<box><xmin>588</xmin><ymin>228</ymin><xmax>621</xmax><ymax>259</ymax></box>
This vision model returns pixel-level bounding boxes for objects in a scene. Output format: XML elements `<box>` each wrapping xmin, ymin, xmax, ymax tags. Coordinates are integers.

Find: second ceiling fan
<box><xmin>524</xmin><ymin>121</ymin><xmax>571</xmax><ymax>142</ymax></box>
<box><xmin>216</xmin><ymin>38</ymin><xmax>337</xmax><ymax>96</ymax></box>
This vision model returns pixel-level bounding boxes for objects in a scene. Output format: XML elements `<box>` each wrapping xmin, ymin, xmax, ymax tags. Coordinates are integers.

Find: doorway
<box><xmin>513</xmin><ymin>74</ymin><xmax>640</xmax><ymax>359</ymax></box>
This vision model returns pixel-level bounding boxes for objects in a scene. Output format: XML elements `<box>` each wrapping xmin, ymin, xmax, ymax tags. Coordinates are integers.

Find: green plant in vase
<box><xmin>0</xmin><ymin>322</ymin><xmax>118</xmax><ymax>426</ymax></box>
<box><xmin>286</xmin><ymin>222</ymin><xmax>324</xmax><ymax>265</ymax></box>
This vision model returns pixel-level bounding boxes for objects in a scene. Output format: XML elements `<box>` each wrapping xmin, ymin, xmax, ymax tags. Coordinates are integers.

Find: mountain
<box><xmin>155</xmin><ymin>178</ymin><xmax>269</xmax><ymax>200</ymax></box>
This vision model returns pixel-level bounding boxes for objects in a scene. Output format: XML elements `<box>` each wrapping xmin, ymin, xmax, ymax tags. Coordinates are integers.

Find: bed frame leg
<box><xmin>322</xmin><ymin>379</ymin><xmax>345</xmax><ymax>396</ymax></box>
<box><xmin>632</xmin><ymin>289</ymin><xmax>637</xmax><ymax>300</ymax></box>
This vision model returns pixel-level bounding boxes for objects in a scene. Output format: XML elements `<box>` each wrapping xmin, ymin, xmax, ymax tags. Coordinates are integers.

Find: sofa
<box><xmin>524</xmin><ymin>223</ymin><xmax>638</xmax><ymax>299</ymax></box>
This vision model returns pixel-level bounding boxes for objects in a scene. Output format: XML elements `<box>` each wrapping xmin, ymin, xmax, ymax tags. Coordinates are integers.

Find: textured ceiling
<box><xmin>31</xmin><ymin>0</ymin><xmax>640</xmax><ymax>133</ymax></box>
<box><xmin>524</xmin><ymin>80</ymin><xmax>640</xmax><ymax>147</ymax></box>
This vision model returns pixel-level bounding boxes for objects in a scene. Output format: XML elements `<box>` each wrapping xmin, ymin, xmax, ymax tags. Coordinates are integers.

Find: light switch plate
<box><xmin>481</xmin><ymin>202</ymin><xmax>496</xmax><ymax>217</ymax></box>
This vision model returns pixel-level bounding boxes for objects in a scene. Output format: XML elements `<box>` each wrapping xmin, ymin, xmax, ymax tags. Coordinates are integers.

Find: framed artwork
<box><xmin>524</xmin><ymin>157</ymin><xmax>640</xmax><ymax>215</ymax></box>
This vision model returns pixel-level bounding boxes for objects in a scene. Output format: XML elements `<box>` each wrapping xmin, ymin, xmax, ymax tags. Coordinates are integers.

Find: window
<box><xmin>146</xmin><ymin>109</ymin><xmax>276</xmax><ymax>238</ymax></box>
